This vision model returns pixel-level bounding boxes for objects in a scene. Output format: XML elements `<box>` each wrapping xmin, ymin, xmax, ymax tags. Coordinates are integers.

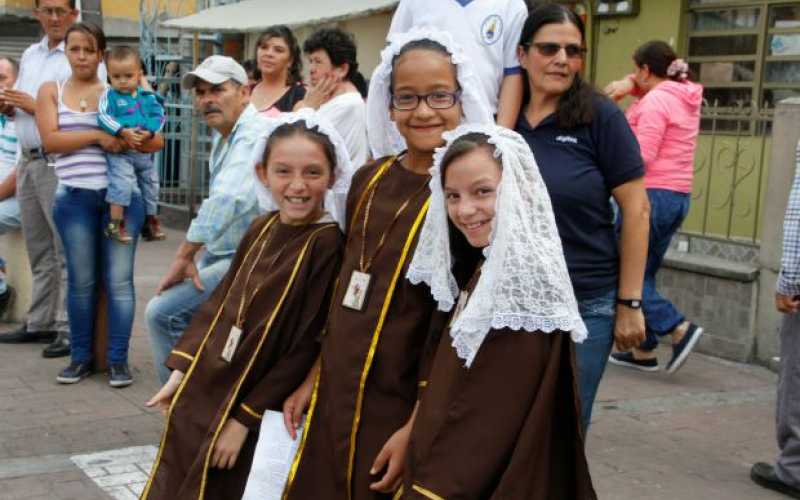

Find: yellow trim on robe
<box><xmin>418</xmin><ymin>380</ymin><xmax>428</xmax><ymax>388</ymax></box>
<box><xmin>346</xmin><ymin>199</ymin><xmax>431</xmax><ymax>499</ymax></box>
<box><xmin>140</xmin><ymin>215</ymin><xmax>279</xmax><ymax>500</ymax></box>
<box><xmin>412</xmin><ymin>483</ymin><xmax>446</xmax><ymax>500</ymax></box>
<box><xmin>240</xmin><ymin>403</ymin><xmax>262</xmax><ymax>420</ymax></box>
<box><xmin>171</xmin><ymin>350</ymin><xmax>194</xmax><ymax>362</ymax></box>
<box><xmin>199</xmin><ymin>225</ymin><xmax>334</xmax><ymax>499</ymax></box>
<box><xmin>282</xmin><ymin>369</ymin><xmax>321</xmax><ymax>499</ymax></box>
<box><xmin>392</xmin><ymin>485</ymin><xmax>405</xmax><ymax>500</ymax></box>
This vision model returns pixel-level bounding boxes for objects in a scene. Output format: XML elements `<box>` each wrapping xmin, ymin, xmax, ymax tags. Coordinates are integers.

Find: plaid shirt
<box><xmin>185</xmin><ymin>105</ymin><xmax>261</xmax><ymax>257</ymax></box>
<box><xmin>778</xmin><ymin>140</ymin><xmax>800</xmax><ymax>296</ymax></box>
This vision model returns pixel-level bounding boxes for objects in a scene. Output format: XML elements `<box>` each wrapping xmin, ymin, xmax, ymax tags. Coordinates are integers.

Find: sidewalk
<box><xmin>0</xmin><ymin>227</ymin><xmax>787</xmax><ymax>499</ymax></box>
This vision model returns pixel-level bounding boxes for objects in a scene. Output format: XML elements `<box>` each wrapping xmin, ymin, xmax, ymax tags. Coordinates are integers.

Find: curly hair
<box><xmin>254</xmin><ymin>25</ymin><xmax>303</xmax><ymax>86</ymax></box>
<box><xmin>303</xmin><ymin>27</ymin><xmax>367</xmax><ymax>97</ymax></box>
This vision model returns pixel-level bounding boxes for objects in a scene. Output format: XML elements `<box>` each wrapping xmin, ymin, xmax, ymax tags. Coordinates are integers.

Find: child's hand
<box><xmin>120</xmin><ymin>128</ymin><xmax>144</xmax><ymax>149</ymax></box>
<box><xmin>145</xmin><ymin>370</ymin><xmax>184</xmax><ymax>416</ymax></box>
<box><xmin>211</xmin><ymin>418</ymin><xmax>249</xmax><ymax>469</ymax></box>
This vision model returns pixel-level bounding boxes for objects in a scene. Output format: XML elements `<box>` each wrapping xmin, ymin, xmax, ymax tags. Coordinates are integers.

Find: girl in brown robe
<box><xmin>140</xmin><ymin>109</ymin><xmax>354</xmax><ymax>500</ymax></box>
<box><xmin>281</xmin><ymin>29</ymin><xmax>493</xmax><ymax>500</ymax></box>
<box><xmin>400</xmin><ymin>125</ymin><xmax>597</xmax><ymax>499</ymax></box>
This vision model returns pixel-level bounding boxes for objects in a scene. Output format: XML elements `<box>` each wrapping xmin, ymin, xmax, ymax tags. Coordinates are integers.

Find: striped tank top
<box><xmin>53</xmin><ymin>80</ymin><xmax>108</xmax><ymax>189</ymax></box>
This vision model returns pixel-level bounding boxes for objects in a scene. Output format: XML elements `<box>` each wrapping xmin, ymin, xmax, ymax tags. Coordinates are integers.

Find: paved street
<box><xmin>0</xmin><ymin>227</ymin><xmax>788</xmax><ymax>499</ymax></box>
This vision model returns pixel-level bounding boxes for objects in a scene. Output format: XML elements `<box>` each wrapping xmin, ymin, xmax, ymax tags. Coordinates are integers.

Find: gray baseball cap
<box><xmin>181</xmin><ymin>55</ymin><xmax>248</xmax><ymax>90</ymax></box>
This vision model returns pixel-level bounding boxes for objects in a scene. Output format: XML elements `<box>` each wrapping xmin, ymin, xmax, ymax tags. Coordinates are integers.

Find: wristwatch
<box><xmin>616</xmin><ymin>298</ymin><xmax>642</xmax><ymax>309</ymax></box>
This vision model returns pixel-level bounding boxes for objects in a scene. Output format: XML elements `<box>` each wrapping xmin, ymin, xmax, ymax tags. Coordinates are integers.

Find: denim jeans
<box><xmin>640</xmin><ymin>189</ymin><xmax>690</xmax><ymax>350</ymax></box>
<box><xmin>0</xmin><ymin>196</ymin><xmax>21</xmax><ymax>294</ymax></box>
<box><xmin>145</xmin><ymin>253</ymin><xmax>231</xmax><ymax>384</ymax></box>
<box><xmin>575</xmin><ymin>288</ymin><xmax>616</xmax><ymax>433</ymax></box>
<box><xmin>106</xmin><ymin>152</ymin><xmax>159</xmax><ymax>216</ymax></box>
<box><xmin>53</xmin><ymin>184</ymin><xmax>144</xmax><ymax>364</ymax></box>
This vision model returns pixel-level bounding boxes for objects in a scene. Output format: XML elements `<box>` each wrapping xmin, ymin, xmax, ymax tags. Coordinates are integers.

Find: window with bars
<box><xmin>687</xmin><ymin>1</ymin><xmax>800</xmax><ymax>121</ymax></box>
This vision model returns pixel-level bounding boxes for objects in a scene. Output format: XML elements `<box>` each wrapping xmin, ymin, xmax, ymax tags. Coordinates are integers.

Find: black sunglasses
<box><xmin>523</xmin><ymin>42</ymin><xmax>586</xmax><ymax>59</ymax></box>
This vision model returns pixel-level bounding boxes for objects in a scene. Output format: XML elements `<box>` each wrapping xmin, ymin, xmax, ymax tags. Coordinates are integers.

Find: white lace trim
<box><xmin>366</xmin><ymin>27</ymin><xmax>494</xmax><ymax>159</ymax></box>
<box><xmin>406</xmin><ymin>123</ymin><xmax>588</xmax><ymax>368</ymax></box>
<box><xmin>248</xmin><ymin>108</ymin><xmax>355</xmax><ymax>230</ymax></box>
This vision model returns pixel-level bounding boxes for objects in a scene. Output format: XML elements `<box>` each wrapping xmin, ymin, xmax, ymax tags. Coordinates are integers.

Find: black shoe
<box><xmin>109</xmin><ymin>363</ymin><xmax>133</xmax><ymax>388</ymax></box>
<box><xmin>0</xmin><ymin>326</ymin><xmax>57</xmax><ymax>344</ymax></box>
<box><xmin>0</xmin><ymin>285</ymin><xmax>13</xmax><ymax>317</ymax></box>
<box><xmin>666</xmin><ymin>322</ymin><xmax>704</xmax><ymax>375</ymax></box>
<box><xmin>56</xmin><ymin>361</ymin><xmax>93</xmax><ymax>384</ymax></box>
<box><xmin>751</xmin><ymin>462</ymin><xmax>800</xmax><ymax>499</ymax></box>
<box><xmin>42</xmin><ymin>333</ymin><xmax>70</xmax><ymax>358</ymax></box>
<box><xmin>609</xmin><ymin>351</ymin><xmax>660</xmax><ymax>372</ymax></box>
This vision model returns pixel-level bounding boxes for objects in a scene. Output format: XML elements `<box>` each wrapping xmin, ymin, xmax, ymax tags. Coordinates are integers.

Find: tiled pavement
<box><xmin>0</xmin><ymin>227</ymin><xmax>790</xmax><ymax>499</ymax></box>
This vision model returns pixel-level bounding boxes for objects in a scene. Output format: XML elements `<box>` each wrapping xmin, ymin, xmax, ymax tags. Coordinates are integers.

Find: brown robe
<box><xmin>285</xmin><ymin>158</ymin><xmax>447</xmax><ymax>500</ymax></box>
<box><xmin>401</xmin><ymin>268</ymin><xmax>597</xmax><ymax>500</ymax></box>
<box><xmin>141</xmin><ymin>213</ymin><xmax>343</xmax><ymax>500</ymax></box>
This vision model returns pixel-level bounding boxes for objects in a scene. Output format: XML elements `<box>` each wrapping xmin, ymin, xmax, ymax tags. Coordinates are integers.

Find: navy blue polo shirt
<box><xmin>515</xmin><ymin>96</ymin><xmax>644</xmax><ymax>299</ymax></box>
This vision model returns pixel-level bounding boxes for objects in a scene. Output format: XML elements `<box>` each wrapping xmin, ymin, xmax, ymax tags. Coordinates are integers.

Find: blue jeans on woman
<box><xmin>53</xmin><ymin>184</ymin><xmax>144</xmax><ymax>365</ymax></box>
<box><xmin>639</xmin><ymin>189</ymin><xmax>690</xmax><ymax>350</ymax></box>
<box><xmin>575</xmin><ymin>288</ymin><xmax>616</xmax><ymax>433</ymax></box>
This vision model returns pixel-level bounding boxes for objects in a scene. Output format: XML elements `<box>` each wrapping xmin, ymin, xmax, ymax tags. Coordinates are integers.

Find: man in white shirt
<box><xmin>0</xmin><ymin>57</ymin><xmax>22</xmax><ymax>318</ymax></box>
<box><xmin>0</xmin><ymin>0</ymin><xmax>98</xmax><ymax>357</ymax></box>
<box><xmin>388</xmin><ymin>0</ymin><xmax>528</xmax><ymax>128</ymax></box>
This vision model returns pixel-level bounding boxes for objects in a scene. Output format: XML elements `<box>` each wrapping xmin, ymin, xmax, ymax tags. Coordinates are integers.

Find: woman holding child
<box><xmin>36</xmin><ymin>21</ymin><xmax>164</xmax><ymax>388</ymax></box>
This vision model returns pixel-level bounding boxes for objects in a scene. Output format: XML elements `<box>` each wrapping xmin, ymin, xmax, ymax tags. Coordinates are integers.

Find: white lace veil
<box><xmin>407</xmin><ymin>123</ymin><xmax>587</xmax><ymax>367</ymax></box>
<box><xmin>366</xmin><ymin>27</ymin><xmax>494</xmax><ymax>158</ymax></box>
<box><xmin>249</xmin><ymin>108</ymin><xmax>355</xmax><ymax>230</ymax></box>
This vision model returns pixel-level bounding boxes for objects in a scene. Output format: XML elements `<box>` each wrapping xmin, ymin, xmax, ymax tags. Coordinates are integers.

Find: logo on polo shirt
<box><xmin>481</xmin><ymin>15</ymin><xmax>503</xmax><ymax>46</ymax></box>
<box><xmin>555</xmin><ymin>135</ymin><xmax>578</xmax><ymax>144</ymax></box>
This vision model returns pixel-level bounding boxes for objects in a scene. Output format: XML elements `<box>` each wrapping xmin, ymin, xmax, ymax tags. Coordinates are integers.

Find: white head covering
<box><xmin>407</xmin><ymin>123</ymin><xmax>587</xmax><ymax>367</ymax></box>
<box><xmin>366</xmin><ymin>27</ymin><xmax>494</xmax><ymax>159</ymax></box>
<box><xmin>249</xmin><ymin>108</ymin><xmax>355</xmax><ymax>230</ymax></box>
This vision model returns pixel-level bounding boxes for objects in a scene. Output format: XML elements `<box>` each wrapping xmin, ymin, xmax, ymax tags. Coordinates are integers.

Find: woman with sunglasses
<box><xmin>515</xmin><ymin>4</ymin><xmax>650</xmax><ymax>434</ymax></box>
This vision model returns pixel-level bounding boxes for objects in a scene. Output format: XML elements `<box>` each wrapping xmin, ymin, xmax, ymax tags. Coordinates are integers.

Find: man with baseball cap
<box><xmin>145</xmin><ymin>55</ymin><xmax>262</xmax><ymax>384</ymax></box>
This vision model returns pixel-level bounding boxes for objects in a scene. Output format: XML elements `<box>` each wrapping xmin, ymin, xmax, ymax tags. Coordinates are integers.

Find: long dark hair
<box><xmin>519</xmin><ymin>4</ymin><xmax>598</xmax><ymax>128</ymax></box>
<box><xmin>303</xmin><ymin>27</ymin><xmax>367</xmax><ymax>98</ymax></box>
<box><xmin>65</xmin><ymin>21</ymin><xmax>107</xmax><ymax>54</ymax></box>
<box><xmin>254</xmin><ymin>25</ymin><xmax>302</xmax><ymax>86</ymax></box>
<box><xmin>440</xmin><ymin>132</ymin><xmax>497</xmax><ymax>287</ymax></box>
<box><xmin>634</xmin><ymin>40</ymin><xmax>691</xmax><ymax>82</ymax></box>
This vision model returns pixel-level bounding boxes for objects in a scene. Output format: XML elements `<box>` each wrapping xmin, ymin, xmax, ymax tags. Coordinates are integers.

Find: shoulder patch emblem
<box><xmin>480</xmin><ymin>14</ymin><xmax>503</xmax><ymax>46</ymax></box>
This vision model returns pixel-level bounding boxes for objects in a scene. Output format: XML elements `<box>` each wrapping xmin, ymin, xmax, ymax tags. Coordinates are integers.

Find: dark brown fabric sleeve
<box><xmin>415</xmin><ymin>310</ymin><xmax>449</xmax><ymax>399</ymax></box>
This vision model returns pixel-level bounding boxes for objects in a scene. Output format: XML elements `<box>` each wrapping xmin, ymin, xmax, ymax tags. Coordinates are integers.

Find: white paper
<box><xmin>241</xmin><ymin>410</ymin><xmax>305</xmax><ymax>500</ymax></box>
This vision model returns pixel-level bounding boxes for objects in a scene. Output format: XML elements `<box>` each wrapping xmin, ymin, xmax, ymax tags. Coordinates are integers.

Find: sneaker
<box><xmin>751</xmin><ymin>462</ymin><xmax>800</xmax><ymax>499</ymax></box>
<box><xmin>56</xmin><ymin>361</ymin><xmax>93</xmax><ymax>384</ymax></box>
<box><xmin>665</xmin><ymin>322</ymin><xmax>704</xmax><ymax>375</ymax></box>
<box><xmin>109</xmin><ymin>363</ymin><xmax>133</xmax><ymax>388</ymax></box>
<box><xmin>0</xmin><ymin>285</ymin><xmax>13</xmax><ymax>318</ymax></box>
<box><xmin>142</xmin><ymin>215</ymin><xmax>166</xmax><ymax>242</ymax></box>
<box><xmin>104</xmin><ymin>219</ymin><xmax>132</xmax><ymax>244</ymax></box>
<box><xmin>609</xmin><ymin>351</ymin><xmax>659</xmax><ymax>372</ymax></box>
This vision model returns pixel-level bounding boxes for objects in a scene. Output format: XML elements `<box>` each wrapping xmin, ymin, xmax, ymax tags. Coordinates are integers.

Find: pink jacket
<box><xmin>625</xmin><ymin>80</ymin><xmax>703</xmax><ymax>193</ymax></box>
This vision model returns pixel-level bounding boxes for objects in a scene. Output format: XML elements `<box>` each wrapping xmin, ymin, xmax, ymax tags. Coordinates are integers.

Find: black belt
<box><xmin>22</xmin><ymin>147</ymin><xmax>46</xmax><ymax>160</ymax></box>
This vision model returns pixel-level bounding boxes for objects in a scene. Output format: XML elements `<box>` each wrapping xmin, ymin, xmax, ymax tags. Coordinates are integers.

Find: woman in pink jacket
<box><xmin>605</xmin><ymin>40</ymin><xmax>705</xmax><ymax>375</ymax></box>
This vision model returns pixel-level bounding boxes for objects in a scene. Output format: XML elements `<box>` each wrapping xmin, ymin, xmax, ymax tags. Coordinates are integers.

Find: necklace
<box><xmin>66</xmin><ymin>78</ymin><xmax>99</xmax><ymax>112</ymax></box>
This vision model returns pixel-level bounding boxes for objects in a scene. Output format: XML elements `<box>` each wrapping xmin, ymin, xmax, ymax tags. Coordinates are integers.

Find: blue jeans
<box><xmin>145</xmin><ymin>253</ymin><xmax>231</xmax><ymax>384</ymax></box>
<box><xmin>640</xmin><ymin>189</ymin><xmax>690</xmax><ymax>350</ymax></box>
<box><xmin>575</xmin><ymin>288</ymin><xmax>616</xmax><ymax>433</ymax></box>
<box><xmin>53</xmin><ymin>184</ymin><xmax>144</xmax><ymax>364</ymax></box>
<box><xmin>0</xmin><ymin>196</ymin><xmax>21</xmax><ymax>293</ymax></box>
<box><xmin>106</xmin><ymin>152</ymin><xmax>159</xmax><ymax>216</ymax></box>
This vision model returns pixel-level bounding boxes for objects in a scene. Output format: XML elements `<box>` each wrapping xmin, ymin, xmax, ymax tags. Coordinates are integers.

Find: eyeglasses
<box><xmin>391</xmin><ymin>90</ymin><xmax>462</xmax><ymax>111</ymax></box>
<box><xmin>35</xmin><ymin>7</ymin><xmax>71</xmax><ymax>18</ymax></box>
<box><xmin>524</xmin><ymin>42</ymin><xmax>586</xmax><ymax>59</ymax></box>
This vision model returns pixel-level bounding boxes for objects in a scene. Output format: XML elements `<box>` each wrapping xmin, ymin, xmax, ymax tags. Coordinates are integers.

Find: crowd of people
<box><xmin>2</xmin><ymin>0</ymin><xmax>800</xmax><ymax>498</ymax></box>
